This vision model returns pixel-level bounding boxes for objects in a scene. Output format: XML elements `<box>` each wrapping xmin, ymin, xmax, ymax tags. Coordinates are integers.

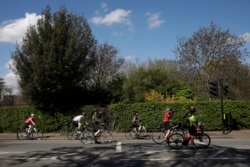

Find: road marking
<box><xmin>0</xmin><ymin>152</ymin><xmax>26</xmax><ymax>154</ymax></box>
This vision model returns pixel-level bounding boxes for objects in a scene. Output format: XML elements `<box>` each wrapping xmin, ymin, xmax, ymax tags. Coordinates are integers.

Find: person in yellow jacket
<box><xmin>183</xmin><ymin>105</ymin><xmax>198</xmax><ymax>149</ymax></box>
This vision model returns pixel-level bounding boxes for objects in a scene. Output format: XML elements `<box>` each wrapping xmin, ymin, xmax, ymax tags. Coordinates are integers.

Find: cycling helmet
<box><xmin>31</xmin><ymin>113</ymin><xmax>35</xmax><ymax>117</ymax></box>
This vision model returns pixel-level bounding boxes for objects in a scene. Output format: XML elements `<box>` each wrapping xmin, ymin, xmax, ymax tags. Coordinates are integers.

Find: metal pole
<box><xmin>219</xmin><ymin>79</ymin><xmax>225</xmax><ymax>134</ymax></box>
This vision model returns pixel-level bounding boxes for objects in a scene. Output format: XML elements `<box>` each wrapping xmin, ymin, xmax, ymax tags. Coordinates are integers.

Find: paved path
<box><xmin>1</xmin><ymin>129</ymin><xmax>250</xmax><ymax>140</ymax></box>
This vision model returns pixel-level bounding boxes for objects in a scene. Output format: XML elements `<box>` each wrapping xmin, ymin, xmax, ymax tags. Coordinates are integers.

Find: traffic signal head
<box><xmin>209</xmin><ymin>81</ymin><xmax>218</xmax><ymax>97</ymax></box>
<box><xmin>223</xmin><ymin>85</ymin><xmax>229</xmax><ymax>96</ymax></box>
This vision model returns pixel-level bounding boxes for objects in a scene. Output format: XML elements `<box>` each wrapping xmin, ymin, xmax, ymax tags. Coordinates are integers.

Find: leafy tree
<box><xmin>11</xmin><ymin>6</ymin><xmax>97</xmax><ymax>113</ymax></box>
<box><xmin>0</xmin><ymin>78</ymin><xmax>5</xmax><ymax>104</ymax></box>
<box><xmin>174</xmin><ymin>22</ymin><xmax>249</xmax><ymax>99</ymax></box>
<box><xmin>122</xmin><ymin>60</ymin><xmax>194</xmax><ymax>103</ymax></box>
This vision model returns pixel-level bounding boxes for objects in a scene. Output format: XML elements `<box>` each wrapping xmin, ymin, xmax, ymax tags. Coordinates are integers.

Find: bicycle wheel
<box><xmin>125</xmin><ymin>127</ymin><xmax>138</xmax><ymax>140</ymax></box>
<box><xmin>67</xmin><ymin>129</ymin><xmax>80</xmax><ymax>140</ymax></box>
<box><xmin>167</xmin><ymin>132</ymin><xmax>184</xmax><ymax>149</ymax></box>
<box><xmin>80</xmin><ymin>131</ymin><xmax>93</xmax><ymax>144</ymax></box>
<box><xmin>194</xmin><ymin>133</ymin><xmax>211</xmax><ymax>149</ymax></box>
<box><xmin>152</xmin><ymin>130</ymin><xmax>166</xmax><ymax>144</ymax></box>
<box><xmin>99</xmin><ymin>131</ymin><xmax>113</xmax><ymax>143</ymax></box>
<box><xmin>17</xmin><ymin>129</ymin><xmax>28</xmax><ymax>140</ymax></box>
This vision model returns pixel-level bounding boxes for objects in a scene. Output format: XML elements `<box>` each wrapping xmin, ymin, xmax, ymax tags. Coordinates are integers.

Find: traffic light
<box><xmin>209</xmin><ymin>81</ymin><xmax>218</xmax><ymax>97</ymax></box>
<box><xmin>223</xmin><ymin>85</ymin><xmax>229</xmax><ymax>96</ymax></box>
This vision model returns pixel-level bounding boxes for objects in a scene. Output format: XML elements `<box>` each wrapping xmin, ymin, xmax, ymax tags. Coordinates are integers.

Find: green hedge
<box><xmin>1</xmin><ymin>100</ymin><xmax>250</xmax><ymax>133</ymax></box>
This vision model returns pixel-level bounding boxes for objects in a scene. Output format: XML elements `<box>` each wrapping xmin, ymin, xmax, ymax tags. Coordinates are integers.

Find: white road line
<box><xmin>0</xmin><ymin>152</ymin><xmax>26</xmax><ymax>154</ymax></box>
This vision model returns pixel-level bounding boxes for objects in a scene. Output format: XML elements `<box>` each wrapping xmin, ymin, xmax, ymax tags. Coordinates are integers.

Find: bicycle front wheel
<box><xmin>80</xmin><ymin>131</ymin><xmax>93</xmax><ymax>144</ymax></box>
<box><xmin>167</xmin><ymin>132</ymin><xmax>184</xmax><ymax>149</ymax></box>
<box><xmin>152</xmin><ymin>130</ymin><xmax>166</xmax><ymax>144</ymax></box>
<box><xmin>67</xmin><ymin>129</ymin><xmax>80</xmax><ymax>140</ymax></box>
<box><xmin>194</xmin><ymin>133</ymin><xmax>211</xmax><ymax>149</ymax></box>
<box><xmin>99</xmin><ymin>131</ymin><xmax>113</xmax><ymax>143</ymax></box>
<box><xmin>125</xmin><ymin>127</ymin><xmax>138</xmax><ymax>140</ymax></box>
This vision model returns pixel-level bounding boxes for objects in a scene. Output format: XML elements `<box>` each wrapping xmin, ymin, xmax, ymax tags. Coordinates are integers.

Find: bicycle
<box><xmin>17</xmin><ymin>126</ymin><xmax>38</xmax><ymax>140</ymax></box>
<box><xmin>80</xmin><ymin>123</ymin><xmax>113</xmax><ymax>144</ymax></box>
<box><xmin>167</xmin><ymin>122</ymin><xmax>211</xmax><ymax>149</ymax></box>
<box><xmin>125</xmin><ymin>123</ymin><xmax>148</xmax><ymax>140</ymax></box>
<box><xmin>181</xmin><ymin>124</ymin><xmax>211</xmax><ymax>149</ymax></box>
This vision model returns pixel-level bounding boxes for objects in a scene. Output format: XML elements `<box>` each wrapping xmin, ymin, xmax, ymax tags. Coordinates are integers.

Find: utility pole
<box><xmin>218</xmin><ymin>79</ymin><xmax>225</xmax><ymax>134</ymax></box>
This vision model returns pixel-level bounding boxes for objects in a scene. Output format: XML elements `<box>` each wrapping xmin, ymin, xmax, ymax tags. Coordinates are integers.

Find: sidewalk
<box><xmin>1</xmin><ymin>130</ymin><xmax>250</xmax><ymax>140</ymax></box>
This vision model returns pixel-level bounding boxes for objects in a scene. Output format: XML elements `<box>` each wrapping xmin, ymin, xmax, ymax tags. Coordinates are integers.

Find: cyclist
<box><xmin>183</xmin><ymin>105</ymin><xmax>198</xmax><ymax>149</ymax></box>
<box><xmin>72</xmin><ymin>113</ymin><xmax>87</xmax><ymax>133</ymax></box>
<box><xmin>163</xmin><ymin>108</ymin><xmax>172</xmax><ymax>141</ymax></box>
<box><xmin>131</xmin><ymin>111</ymin><xmax>140</xmax><ymax>131</ymax></box>
<box><xmin>25</xmin><ymin>113</ymin><xmax>36</xmax><ymax>134</ymax></box>
<box><xmin>92</xmin><ymin>109</ymin><xmax>103</xmax><ymax>144</ymax></box>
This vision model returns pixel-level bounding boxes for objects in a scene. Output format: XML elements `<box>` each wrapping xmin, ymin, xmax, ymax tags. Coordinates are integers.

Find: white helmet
<box><xmin>31</xmin><ymin>113</ymin><xmax>35</xmax><ymax>117</ymax></box>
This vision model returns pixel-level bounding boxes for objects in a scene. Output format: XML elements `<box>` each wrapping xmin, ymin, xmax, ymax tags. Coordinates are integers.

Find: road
<box><xmin>0</xmin><ymin>138</ymin><xmax>250</xmax><ymax>167</ymax></box>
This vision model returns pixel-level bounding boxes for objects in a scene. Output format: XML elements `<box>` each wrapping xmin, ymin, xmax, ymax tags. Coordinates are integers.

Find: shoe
<box><xmin>95</xmin><ymin>141</ymin><xmax>101</xmax><ymax>144</ymax></box>
<box><xmin>190</xmin><ymin>146</ymin><xmax>197</xmax><ymax>150</ymax></box>
<box><xmin>182</xmin><ymin>140</ymin><xmax>188</xmax><ymax>146</ymax></box>
<box><xmin>77</xmin><ymin>131</ymin><xmax>81</xmax><ymax>134</ymax></box>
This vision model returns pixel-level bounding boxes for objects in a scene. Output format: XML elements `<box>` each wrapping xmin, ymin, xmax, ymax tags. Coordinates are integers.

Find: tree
<box><xmin>0</xmin><ymin>78</ymin><xmax>5</xmax><ymax>105</ymax></box>
<box><xmin>87</xmin><ymin>43</ymin><xmax>125</xmax><ymax>104</ymax></box>
<box><xmin>121</xmin><ymin>60</ymin><xmax>194</xmax><ymax>103</ymax></box>
<box><xmin>174</xmin><ymin>22</ymin><xmax>249</xmax><ymax>99</ymax></box>
<box><xmin>11</xmin><ymin>6</ymin><xmax>97</xmax><ymax>113</ymax></box>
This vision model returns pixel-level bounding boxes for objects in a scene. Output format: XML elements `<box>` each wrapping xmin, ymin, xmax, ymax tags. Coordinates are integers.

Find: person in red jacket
<box><xmin>163</xmin><ymin>108</ymin><xmax>172</xmax><ymax>141</ymax></box>
<box><xmin>25</xmin><ymin>113</ymin><xmax>36</xmax><ymax>133</ymax></box>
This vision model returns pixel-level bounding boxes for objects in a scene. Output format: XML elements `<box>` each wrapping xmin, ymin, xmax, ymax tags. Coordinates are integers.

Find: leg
<box><xmin>163</xmin><ymin>129</ymin><xmax>170</xmax><ymax>141</ymax></box>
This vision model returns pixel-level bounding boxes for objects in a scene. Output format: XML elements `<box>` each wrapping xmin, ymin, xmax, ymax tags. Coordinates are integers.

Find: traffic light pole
<box><xmin>219</xmin><ymin>79</ymin><xmax>225</xmax><ymax>134</ymax></box>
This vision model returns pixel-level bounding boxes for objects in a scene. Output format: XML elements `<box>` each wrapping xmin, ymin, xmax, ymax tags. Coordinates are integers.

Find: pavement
<box><xmin>0</xmin><ymin>129</ymin><xmax>250</xmax><ymax>140</ymax></box>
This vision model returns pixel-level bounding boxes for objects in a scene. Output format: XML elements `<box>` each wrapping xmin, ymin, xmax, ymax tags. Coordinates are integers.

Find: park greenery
<box><xmin>1</xmin><ymin>6</ymin><xmax>250</xmax><ymax>132</ymax></box>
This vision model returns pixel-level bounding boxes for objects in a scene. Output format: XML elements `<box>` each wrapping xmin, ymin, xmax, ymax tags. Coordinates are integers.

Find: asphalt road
<box><xmin>0</xmin><ymin>138</ymin><xmax>250</xmax><ymax>167</ymax></box>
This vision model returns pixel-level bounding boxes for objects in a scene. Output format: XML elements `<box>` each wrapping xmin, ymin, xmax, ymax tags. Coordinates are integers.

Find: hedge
<box><xmin>0</xmin><ymin>100</ymin><xmax>250</xmax><ymax>133</ymax></box>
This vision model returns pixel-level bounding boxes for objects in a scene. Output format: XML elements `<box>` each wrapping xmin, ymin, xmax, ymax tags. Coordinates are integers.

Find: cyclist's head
<box><xmin>31</xmin><ymin>113</ymin><xmax>35</xmax><ymax>117</ymax></box>
<box><xmin>167</xmin><ymin>108</ymin><xmax>172</xmax><ymax>112</ymax></box>
<box><xmin>189</xmin><ymin>106</ymin><xmax>196</xmax><ymax>114</ymax></box>
<box><xmin>82</xmin><ymin>113</ymin><xmax>86</xmax><ymax>116</ymax></box>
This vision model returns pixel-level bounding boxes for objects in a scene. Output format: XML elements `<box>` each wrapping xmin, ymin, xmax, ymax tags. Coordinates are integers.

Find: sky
<box><xmin>0</xmin><ymin>0</ymin><xmax>250</xmax><ymax>94</ymax></box>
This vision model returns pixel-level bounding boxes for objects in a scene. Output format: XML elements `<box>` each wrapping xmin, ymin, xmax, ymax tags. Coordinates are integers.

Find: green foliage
<box><xmin>122</xmin><ymin>66</ymin><xmax>194</xmax><ymax>103</ymax></box>
<box><xmin>1</xmin><ymin>101</ymin><xmax>250</xmax><ymax>133</ymax></box>
<box><xmin>11</xmin><ymin>6</ymin><xmax>97</xmax><ymax>113</ymax></box>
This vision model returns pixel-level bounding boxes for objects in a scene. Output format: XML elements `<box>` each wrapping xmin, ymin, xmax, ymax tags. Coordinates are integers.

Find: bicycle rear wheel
<box><xmin>167</xmin><ymin>132</ymin><xmax>184</xmax><ymax>149</ymax></box>
<box><xmin>125</xmin><ymin>127</ymin><xmax>138</xmax><ymax>140</ymax></box>
<box><xmin>194</xmin><ymin>133</ymin><xmax>211</xmax><ymax>149</ymax></box>
<box><xmin>152</xmin><ymin>131</ymin><xmax>166</xmax><ymax>144</ymax></box>
<box><xmin>99</xmin><ymin>131</ymin><xmax>113</xmax><ymax>143</ymax></box>
<box><xmin>17</xmin><ymin>129</ymin><xmax>28</xmax><ymax>140</ymax></box>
